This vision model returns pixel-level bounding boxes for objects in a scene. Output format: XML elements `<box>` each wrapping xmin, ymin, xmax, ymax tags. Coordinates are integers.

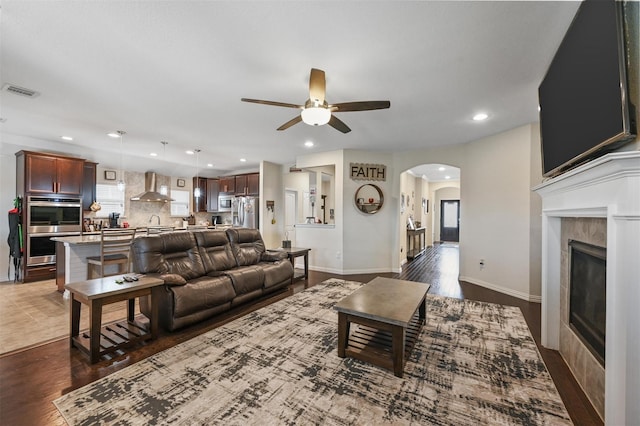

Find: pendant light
<box><xmin>193</xmin><ymin>149</ymin><xmax>201</xmax><ymax>198</ymax></box>
<box><xmin>159</xmin><ymin>141</ymin><xmax>169</xmax><ymax>196</ymax></box>
<box><xmin>115</xmin><ymin>130</ymin><xmax>126</xmax><ymax>192</ymax></box>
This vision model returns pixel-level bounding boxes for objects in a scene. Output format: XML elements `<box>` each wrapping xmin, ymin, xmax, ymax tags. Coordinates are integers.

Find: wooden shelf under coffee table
<box><xmin>65</xmin><ymin>276</ymin><xmax>164</xmax><ymax>363</ymax></box>
<box><xmin>334</xmin><ymin>277</ymin><xmax>430</xmax><ymax>377</ymax></box>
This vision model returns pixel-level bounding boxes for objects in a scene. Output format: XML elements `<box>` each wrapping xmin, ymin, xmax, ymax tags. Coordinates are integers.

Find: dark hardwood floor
<box><xmin>0</xmin><ymin>243</ymin><xmax>601</xmax><ymax>425</ymax></box>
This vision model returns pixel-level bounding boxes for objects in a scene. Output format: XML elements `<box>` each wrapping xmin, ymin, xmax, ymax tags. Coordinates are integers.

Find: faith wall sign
<box><xmin>350</xmin><ymin>163</ymin><xmax>387</xmax><ymax>181</ymax></box>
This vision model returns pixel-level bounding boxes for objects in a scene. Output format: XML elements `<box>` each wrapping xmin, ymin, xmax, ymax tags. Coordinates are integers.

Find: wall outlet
<box><xmin>336</xmin><ymin>251</ymin><xmax>341</xmax><ymax>260</ymax></box>
<box><xmin>479</xmin><ymin>259</ymin><xmax>485</xmax><ymax>269</ymax></box>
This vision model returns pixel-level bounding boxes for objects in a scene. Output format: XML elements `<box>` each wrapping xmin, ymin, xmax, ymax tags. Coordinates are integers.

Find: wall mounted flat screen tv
<box><xmin>538</xmin><ymin>0</ymin><xmax>636</xmax><ymax>178</ymax></box>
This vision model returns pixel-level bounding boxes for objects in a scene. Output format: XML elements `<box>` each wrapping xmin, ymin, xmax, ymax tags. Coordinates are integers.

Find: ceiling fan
<box><xmin>241</xmin><ymin>68</ymin><xmax>390</xmax><ymax>133</ymax></box>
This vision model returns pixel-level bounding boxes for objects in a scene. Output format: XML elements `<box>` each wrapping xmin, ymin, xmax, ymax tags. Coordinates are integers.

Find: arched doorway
<box><xmin>400</xmin><ymin>164</ymin><xmax>461</xmax><ymax>264</ymax></box>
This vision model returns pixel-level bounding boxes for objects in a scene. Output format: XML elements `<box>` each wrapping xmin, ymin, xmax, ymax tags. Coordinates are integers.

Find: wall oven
<box><xmin>27</xmin><ymin>196</ymin><xmax>83</xmax><ymax>233</ymax></box>
<box><xmin>218</xmin><ymin>195</ymin><xmax>233</xmax><ymax>212</ymax></box>
<box><xmin>27</xmin><ymin>232</ymin><xmax>80</xmax><ymax>266</ymax></box>
<box><xmin>26</xmin><ymin>196</ymin><xmax>82</xmax><ymax>266</ymax></box>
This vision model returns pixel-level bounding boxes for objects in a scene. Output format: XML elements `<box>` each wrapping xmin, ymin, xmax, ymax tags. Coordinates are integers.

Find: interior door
<box><xmin>285</xmin><ymin>190</ymin><xmax>297</xmax><ymax>246</ymax></box>
<box><xmin>440</xmin><ymin>199</ymin><xmax>460</xmax><ymax>242</ymax></box>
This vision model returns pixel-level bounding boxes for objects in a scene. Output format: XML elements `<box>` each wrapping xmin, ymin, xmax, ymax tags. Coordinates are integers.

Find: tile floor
<box><xmin>0</xmin><ymin>279</ymin><xmax>136</xmax><ymax>355</ymax></box>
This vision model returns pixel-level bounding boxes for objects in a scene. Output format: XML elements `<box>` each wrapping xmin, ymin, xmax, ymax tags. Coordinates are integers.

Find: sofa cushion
<box><xmin>194</xmin><ymin>230</ymin><xmax>238</xmax><ymax>273</ymax></box>
<box><xmin>259</xmin><ymin>261</ymin><xmax>294</xmax><ymax>288</ymax></box>
<box><xmin>226</xmin><ymin>228</ymin><xmax>266</xmax><ymax>266</ymax></box>
<box><xmin>171</xmin><ymin>275</ymin><xmax>236</xmax><ymax>318</ymax></box>
<box><xmin>224</xmin><ymin>265</ymin><xmax>264</xmax><ymax>295</ymax></box>
<box><xmin>132</xmin><ymin>232</ymin><xmax>205</xmax><ymax>280</ymax></box>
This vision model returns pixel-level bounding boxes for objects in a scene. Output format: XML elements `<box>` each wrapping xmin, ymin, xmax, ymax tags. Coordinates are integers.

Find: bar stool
<box><xmin>87</xmin><ymin>228</ymin><xmax>136</xmax><ymax>279</ymax></box>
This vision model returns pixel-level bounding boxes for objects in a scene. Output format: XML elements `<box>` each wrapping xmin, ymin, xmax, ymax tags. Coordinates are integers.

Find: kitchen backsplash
<box><xmin>84</xmin><ymin>169</ymin><xmax>233</xmax><ymax>228</ymax></box>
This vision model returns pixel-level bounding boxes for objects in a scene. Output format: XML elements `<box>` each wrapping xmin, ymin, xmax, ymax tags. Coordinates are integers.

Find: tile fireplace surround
<box><xmin>534</xmin><ymin>151</ymin><xmax>640</xmax><ymax>425</ymax></box>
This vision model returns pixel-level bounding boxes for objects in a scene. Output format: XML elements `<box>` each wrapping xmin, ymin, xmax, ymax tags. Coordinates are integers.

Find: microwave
<box><xmin>218</xmin><ymin>195</ymin><xmax>233</xmax><ymax>212</ymax></box>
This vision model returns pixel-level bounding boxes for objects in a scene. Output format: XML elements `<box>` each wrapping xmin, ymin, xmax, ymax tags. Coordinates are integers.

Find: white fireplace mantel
<box><xmin>534</xmin><ymin>151</ymin><xmax>640</xmax><ymax>425</ymax></box>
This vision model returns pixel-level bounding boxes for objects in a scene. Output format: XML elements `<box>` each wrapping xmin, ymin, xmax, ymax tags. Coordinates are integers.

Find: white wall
<box><xmin>260</xmin><ymin>161</ymin><xmax>284</xmax><ymax>249</ymax></box>
<box><xmin>294</xmin><ymin>150</ymin><xmax>345</xmax><ymax>274</ymax></box>
<box><xmin>342</xmin><ymin>150</ymin><xmax>395</xmax><ymax>274</ymax></box>
<box><xmin>459</xmin><ymin>124</ymin><xmax>539</xmax><ymax>301</ymax></box>
<box><xmin>1</xmin><ymin>148</ymin><xmax>18</xmax><ymax>281</ymax></box>
<box><xmin>398</xmin><ymin>171</ymin><xmax>417</xmax><ymax>266</ymax></box>
<box><xmin>529</xmin><ymin>124</ymin><xmax>543</xmax><ymax>298</ymax></box>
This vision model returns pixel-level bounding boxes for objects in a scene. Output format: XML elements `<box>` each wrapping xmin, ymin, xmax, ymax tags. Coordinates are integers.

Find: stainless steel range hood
<box><xmin>130</xmin><ymin>172</ymin><xmax>174</xmax><ymax>202</ymax></box>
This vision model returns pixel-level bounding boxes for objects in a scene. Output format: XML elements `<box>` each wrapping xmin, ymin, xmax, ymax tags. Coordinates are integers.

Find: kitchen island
<box><xmin>53</xmin><ymin>234</ymin><xmax>116</xmax><ymax>292</ymax></box>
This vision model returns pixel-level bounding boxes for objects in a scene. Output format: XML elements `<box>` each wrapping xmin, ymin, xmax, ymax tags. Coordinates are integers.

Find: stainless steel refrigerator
<box><xmin>235</xmin><ymin>196</ymin><xmax>259</xmax><ymax>228</ymax></box>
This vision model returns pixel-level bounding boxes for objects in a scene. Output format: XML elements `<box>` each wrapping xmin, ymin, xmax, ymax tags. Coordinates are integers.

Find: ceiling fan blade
<box><xmin>328</xmin><ymin>115</ymin><xmax>351</xmax><ymax>133</ymax></box>
<box><xmin>277</xmin><ymin>115</ymin><xmax>303</xmax><ymax>131</ymax></box>
<box><xmin>241</xmin><ymin>98</ymin><xmax>302</xmax><ymax>109</ymax></box>
<box><xmin>330</xmin><ymin>100</ymin><xmax>391</xmax><ymax>112</ymax></box>
<box><xmin>308</xmin><ymin>68</ymin><xmax>326</xmax><ymax>104</ymax></box>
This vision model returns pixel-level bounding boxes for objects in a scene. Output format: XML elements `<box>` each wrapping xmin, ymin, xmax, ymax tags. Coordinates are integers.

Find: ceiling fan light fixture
<box><xmin>301</xmin><ymin>107</ymin><xmax>331</xmax><ymax>126</ymax></box>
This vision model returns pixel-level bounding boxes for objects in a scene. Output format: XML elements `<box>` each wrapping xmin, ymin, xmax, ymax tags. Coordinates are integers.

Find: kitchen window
<box><xmin>95</xmin><ymin>183</ymin><xmax>125</xmax><ymax>218</ymax></box>
<box><xmin>171</xmin><ymin>189</ymin><xmax>190</xmax><ymax>217</ymax></box>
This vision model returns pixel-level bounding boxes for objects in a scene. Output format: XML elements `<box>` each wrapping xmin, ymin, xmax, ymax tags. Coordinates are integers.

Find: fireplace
<box><xmin>568</xmin><ymin>240</ymin><xmax>606</xmax><ymax>366</ymax></box>
<box><xmin>534</xmin><ymin>151</ymin><xmax>640</xmax><ymax>425</ymax></box>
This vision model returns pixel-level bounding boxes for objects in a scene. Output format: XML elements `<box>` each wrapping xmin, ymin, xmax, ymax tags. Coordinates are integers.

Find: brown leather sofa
<box><xmin>131</xmin><ymin>228</ymin><xmax>293</xmax><ymax>331</ymax></box>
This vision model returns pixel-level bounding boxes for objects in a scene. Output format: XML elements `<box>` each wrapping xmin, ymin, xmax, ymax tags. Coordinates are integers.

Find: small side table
<box><xmin>407</xmin><ymin>227</ymin><xmax>426</xmax><ymax>260</ymax></box>
<box><xmin>276</xmin><ymin>247</ymin><xmax>311</xmax><ymax>284</ymax></box>
<box><xmin>65</xmin><ymin>275</ymin><xmax>164</xmax><ymax>363</ymax></box>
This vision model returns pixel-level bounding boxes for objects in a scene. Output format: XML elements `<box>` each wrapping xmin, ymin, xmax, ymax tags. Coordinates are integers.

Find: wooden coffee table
<box><xmin>65</xmin><ymin>275</ymin><xmax>164</xmax><ymax>363</ymax></box>
<box><xmin>334</xmin><ymin>277</ymin><xmax>430</xmax><ymax>377</ymax></box>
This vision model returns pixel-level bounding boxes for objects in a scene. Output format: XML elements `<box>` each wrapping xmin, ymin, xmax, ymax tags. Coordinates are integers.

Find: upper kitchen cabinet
<box><xmin>207</xmin><ymin>178</ymin><xmax>219</xmax><ymax>212</ymax></box>
<box><xmin>219</xmin><ymin>176</ymin><xmax>235</xmax><ymax>194</ymax></box>
<box><xmin>235</xmin><ymin>173</ymin><xmax>259</xmax><ymax>196</ymax></box>
<box><xmin>16</xmin><ymin>151</ymin><xmax>84</xmax><ymax>196</ymax></box>
<box><xmin>193</xmin><ymin>176</ymin><xmax>208</xmax><ymax>213</ymax></box>
<box><xmin>82</xmin><ymin>161</ymin><xmax>98</xmax><ymax>211</ymax></box>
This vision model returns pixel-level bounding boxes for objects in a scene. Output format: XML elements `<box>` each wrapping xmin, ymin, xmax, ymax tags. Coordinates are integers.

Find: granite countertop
<box><xmin>53</xmin><ymin>226</ymin><xmax>231</xmax><ymax>245</ymax></box>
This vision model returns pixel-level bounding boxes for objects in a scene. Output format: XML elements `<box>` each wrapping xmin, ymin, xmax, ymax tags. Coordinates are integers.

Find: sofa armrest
<box><xmin>262</xmin><ymin>250</ymin><xmax>288</xmax><ymax>262</ymax></box>
<box><xmin>146</xmin><ymin>272</ymin><xmax>188</xmax><ymax>286</ymax></box>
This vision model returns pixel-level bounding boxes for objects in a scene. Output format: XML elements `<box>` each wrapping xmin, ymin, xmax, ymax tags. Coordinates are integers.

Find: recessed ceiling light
<box><xmin>445</xmin><ymin>175</ymin><xmax>451</xmax><ymax>179</ymax></box>
<box><xmin>185</xmin><ymin>150</ymin><xmax>194</xmax><ymax>155</ymax></box>
<box><xmin>60</xmin><ymin>136</ymin><xmax>73</xmax><ymax>141</ymax></box>
<box><xmin>438</xmin><ymin>166</ymin><xmax>445</xmax><ymax>171</ymax></box>
<box><xmin>240</xmin><ymin>158</ymin><xmax>247</xmax><ymax>162</ymax></box>
<box><xmin>304</xmin><ymin>141</ymin><xmax>314</xmax><ymax>148</ymax></box>
<box><xmin>207</xmin><ymin>163</ymin><xmax>213</xmax><ymax>168</ymax></box>
<box><xmin>150</xmin><ymin>152</ymin><xmax>157</xmax><ymax>157</ymax></box>
<box><xmin>107</xmin><ymin>132</ymin><xmax>120</xmax><ymax>138</ymax></box>
<box><xmin>472</xmin><ymin>113</ymin><xmax>489</xmax><ymax>121</ymax></box>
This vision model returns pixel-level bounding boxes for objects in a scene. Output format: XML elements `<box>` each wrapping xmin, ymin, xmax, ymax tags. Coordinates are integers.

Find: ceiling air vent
<box><xmin>2</xmin><ymin>83</ymin><xmax>40</xmax><ymax>98</ymax></box>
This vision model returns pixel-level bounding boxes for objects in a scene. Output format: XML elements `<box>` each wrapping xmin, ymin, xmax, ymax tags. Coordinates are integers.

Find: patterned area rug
<box><xmin>54</xmin><ymin>279</ymin><xmax>571</xmax><ymax>425</ymax></box>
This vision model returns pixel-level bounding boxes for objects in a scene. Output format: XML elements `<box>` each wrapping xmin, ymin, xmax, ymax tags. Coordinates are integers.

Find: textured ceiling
<box><xmin>0</xmin><ymin>1</ymin><xmax>580</xmax><ymax>179</ymax></box>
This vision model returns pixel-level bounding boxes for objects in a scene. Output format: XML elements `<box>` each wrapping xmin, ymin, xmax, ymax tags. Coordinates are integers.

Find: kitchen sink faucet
<box><xmin>149</xmin><ymin>214</ymin><xmax>160</xmax><ymax>225</ymax></box>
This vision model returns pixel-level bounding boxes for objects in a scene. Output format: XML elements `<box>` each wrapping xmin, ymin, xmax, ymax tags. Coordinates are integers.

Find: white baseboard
<box><xmin>309</xmin><ymin>265</ymin><xmax>400</xmax><ymax>275</ymax></box>
<box><xmin>459</xmin><ymin>276</ymin><xmax>542</xmax><ymax>303</ymax></box>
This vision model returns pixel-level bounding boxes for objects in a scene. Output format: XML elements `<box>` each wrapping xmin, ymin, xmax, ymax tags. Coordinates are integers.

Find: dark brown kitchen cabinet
<box><xmin>207</xmin><ymin>178</ymin><xmax>219</xmax><ymax>212</ymax></box>
<box><xmin>235</xmin><ymin>173</ymin><xmax>259</xmax><ymax>196</ymax></box>
<box><xmin>247</xmin><ymin>173</ymin><xmax>259</xmax><ymax>195</ymax></box>
<box><xmin>82</xmin><ymin>161</ymin><xmax>98</xmax><ymax>211</ymax></box>
<box><xmin>19</xmin><ymin>151</ymin><xmax>84</xmax><ymax>195</ymax></box>
<box><xmin>219</xmin><ymin>176</ymin><xmax>235</xmax><ymax>194</ymax></box>
<box><xmin>234</xmin><ymin>175</ymin><xmax>247</xmax><ymax>196</ymax></box>
<box><xmin>193</xmin><ymin>177</ymin><xmax>208</xmax><ymax>212</ymax></box>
